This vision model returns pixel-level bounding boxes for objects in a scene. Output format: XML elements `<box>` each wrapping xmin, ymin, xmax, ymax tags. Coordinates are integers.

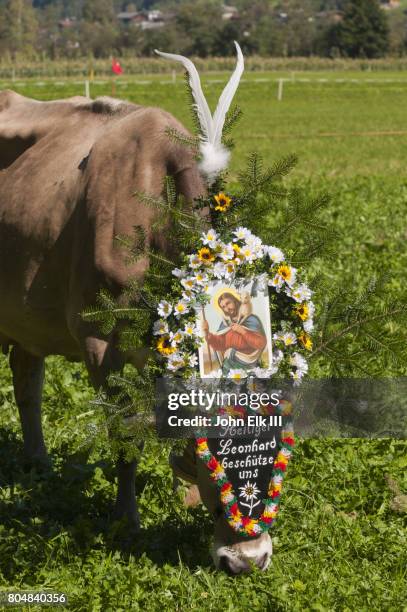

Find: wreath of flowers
<box><xmin>196</xmin><ymin>400</ymin><xmax>294</xmax><ymax>537</ymax></box>
<box><xmin>153</xmin><ymin>192</ymin><xmax>313</xmax><ymax>536</ymax></box>
<box><xmin>153</xmin><ymin>193</ymin><xmax>314</xmax><ymax>384</ymax></box>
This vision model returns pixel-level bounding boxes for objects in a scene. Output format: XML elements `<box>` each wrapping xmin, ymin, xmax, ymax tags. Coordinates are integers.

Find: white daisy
<box><xmin>273</xmin><ymin>331</ymin><xmax>297</xmax><ymax>346</ymax></box>
<box><xmin>265</xmin><ymin>245</ymin><xmax>285</xmax><ymax>264</ymax></box>
<box><xmin>181</xmin><ymin>290</ymin><xmax>193</xmax><ymax>302</ymax></box>
<box><xmin>183</xmin><ymin>322</ymin><xmax>199</xmax><ymax>337</ymax></box>
<box><xmin>241</xmin><ymin>245</ymin><xmax>257</xmax><ymax>263</ymax></box>
<box><xmin>188</xmin><ymin>354</ymin><xmax>198</xmax><ymax>368</ymax></box>
<box><xmin>303</xmin><ymin>318</ymin><xmax>314</xmax><ymax>333</ymax></box>
<box><xmin>213</xmin><ymin>261</ymin><xmax>227</xmax><ymax>279</ymax></box>
<box><xmin>172</xmin><ymin>267</ymin><xmax>186</xmax><ymax>279</ymax></box>
<box><xmin>218</xmin><ymin>243</ymin><xmax>235</xmax><ymax>261</ymax></box>
<box><xmin>228</xmin><ymin>368</ymin><xmax>248</xmax><ymax>381</ymax></box>
<box><xmin>157</xmin><ymin>300</ymin><xmax>172</xmax><ymax>318</ymax></box>
<box><xmin>193</xmin><ymin>271</ymin><xmax>209</xmax><ymax>286</ymax></box>
<box><xmin>181</xmin><ymin>277</ymin><xmax>197</xmax><ymax>291</ymax></box>
<box><xmin>289</xmin><ymin>283</ymin><xmax>312</xmax><ymax>303</ymax></box>
<box><xmin>290</xmin><ymin>370</ymin><xmax>305</xmax><ymax>386</ymax></box>
<box><xmin>233</xmin><ymin>227</ymin><xmax>252</xmax><ymax>241</ymax></box>
<box><xmin>153</xmin><ymin>320</ymin><xmax>169</xmax><ymax>335</ymax></box>
<box><xmin>268</xmin><ymin>274</ymin><xmax>284</xmax><ymax>290</ymax></box>
<box><xmin>167</xmin><ymin>353</ymin><xmax>186</xmax><ymax>371</ymax></box>
<box><xmin>290</xmin><ymin>352</ymin><xmax>309</xmax><ymax>374</ymax></box>
<box><xmin>169</xmin><ymin>330</ymin><xmax>183</xmax><ymax>346</ymax></box>
<box><xmin>173</xmin><ymin>301</ymin><xmax>189</xmax><ymax>317</ymax></box>
<box><xmin>201</xmin><ymin>229</ymin><xmax>219</xmax><ymax>248</ymax></box>
<box><xmin>272</xmin><ymin>349</ymin><xmax>284</xmax><ymax>365</ymax></box>
<box><xmin>188</xmin><ymin>254</ymin><xmax>201</xmax><ymax>269</ymax></box>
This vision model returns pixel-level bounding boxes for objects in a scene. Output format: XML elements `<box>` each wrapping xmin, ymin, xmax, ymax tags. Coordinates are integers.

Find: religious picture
<box><xmin>198</xmin><ymin>279</ymin><xmax>272</xmax><ymax>378</ymax></box>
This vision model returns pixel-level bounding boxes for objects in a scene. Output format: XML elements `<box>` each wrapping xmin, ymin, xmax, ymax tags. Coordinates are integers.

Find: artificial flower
<box><xmin>173</xmin><ymin>301</ymin><xmax>189</xmax><ymax>317</ymax></box>
<box><xmin>157</xmin><ymin>300</ymin><xmax>172</xmax><ymax>318</ymax></box>
<box><xmin>201</xmin><ymin>229</ymin><xmax>219</xmax><ymax>248</ymax></box>
<box><xmin>214</xmin><ymin>192</ymin><xmax>232</xmax><ymax>212</ymax></box>
<box><xmin>298</xmin><ymin>331</ymin><xmax>313</xmax><ymax>351</ymax></box>
<box><xmin>153</xmin><ymin>320</ymin><xmax>169</xmax><ymax>336</ymax></box>
<box><xmin>156</xmin><ymin>336</ymin><xmax>176</xmax><ymax>356</ymax></box>
<box><xmin>197</xmin><ymin>247</ymin><xmax>215</xmax><ymax>265</ymax></box>
<box><xmin>294</xmin><ymin>302</ymin><xmax>310</xmax><ymax>321</ymax></box>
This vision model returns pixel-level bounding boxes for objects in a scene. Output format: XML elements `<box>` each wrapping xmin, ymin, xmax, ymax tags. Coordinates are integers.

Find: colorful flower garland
<box><xmin>195</xmin><ymin>401</ymin><xmax>294</xmax><ymax>537</ymax></box>
<box><xmin>153</xmin><ymin>193</ymin><xmax>313</xmax><ymax>536</ymax></box>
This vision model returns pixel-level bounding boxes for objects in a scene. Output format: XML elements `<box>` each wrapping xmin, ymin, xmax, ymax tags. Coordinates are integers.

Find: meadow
<box><xmin>0</xmin><ymin>73</ymin><xmax>406</xmax><ymax>611</ymax></box>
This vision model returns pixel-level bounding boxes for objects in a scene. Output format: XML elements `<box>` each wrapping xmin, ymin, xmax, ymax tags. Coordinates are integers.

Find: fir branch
<box><xmin>312</xmin><ymin>307</ymin><xmax>407</xmax><ymax>358</ymax></box>
<box><xmin>222</xmin><ymin>105</ymin><xmax>243</xmax><ymax>137</ymax></box>
<box><xmin>165</xmin><ymin>126</ymin><xmax>199</xmax><ymax>151</ymax></box>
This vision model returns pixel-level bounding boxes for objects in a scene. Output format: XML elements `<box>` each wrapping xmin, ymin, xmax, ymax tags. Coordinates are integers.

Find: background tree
<box><xmin>79</xmin><ymin>0</ymin><xmax>119</xmax><ymax>57</ymax></box>
<box><xmin>0</xmin><ymin>0</ymin><xmax>39</xmax><ymax>58</ymax></box>
<box><xmin>328</xmin><ymin>0</ymin><xmax>390</xmax><ymax>58</ymax></box>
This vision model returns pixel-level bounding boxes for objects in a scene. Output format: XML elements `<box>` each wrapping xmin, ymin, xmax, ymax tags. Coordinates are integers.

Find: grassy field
<box><xmin>0</xmin><ymin>73</ymin><xmax>406</xmax><ymax>611</ymax></box>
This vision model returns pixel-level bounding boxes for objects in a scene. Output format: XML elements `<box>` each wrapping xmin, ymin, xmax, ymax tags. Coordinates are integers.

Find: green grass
<box><xmin>0</xmin><ymin>73</ymin><xmax>406</xmax><ymax>611</ymax></box>
<box><xmin>4</xmin><ymin>70</ymin><xmax>407</xmax><ymax>178</ymax></box>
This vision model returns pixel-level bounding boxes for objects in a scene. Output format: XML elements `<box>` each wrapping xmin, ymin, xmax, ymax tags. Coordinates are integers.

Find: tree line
<box><xmin>0</xmin><ymin>0</ymin><xmax>404</xmax><ymax>60</ymax></box>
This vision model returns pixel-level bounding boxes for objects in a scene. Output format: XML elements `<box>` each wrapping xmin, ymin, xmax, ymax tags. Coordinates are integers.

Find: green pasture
<box><xmin>4</xmin><ymin>70</ymin><xmax>407</xmax><ymax>178</ymax></box>
<box><xmin>0</xmin><ymin>74</ymin><xmax>406</xmax><ymax>611</ymax></box>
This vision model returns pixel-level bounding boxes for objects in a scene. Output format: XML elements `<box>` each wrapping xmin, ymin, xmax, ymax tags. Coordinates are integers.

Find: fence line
<box><xmin>4</xmin><ymin>76</ymin><xmax>407</xmax><ymax>102</ymax></box>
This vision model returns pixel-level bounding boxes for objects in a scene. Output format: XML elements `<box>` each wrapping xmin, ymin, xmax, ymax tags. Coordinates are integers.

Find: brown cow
<box><xmin>0</xmin><ymin>90</ymin><xmax>272</xmax><ymax>573</ymax></box>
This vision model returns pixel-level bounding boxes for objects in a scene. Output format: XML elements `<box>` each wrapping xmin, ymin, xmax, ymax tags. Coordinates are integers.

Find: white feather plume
<box><xmin>154</xmin><ymin>42</ymin><xmax>244</xmax><ymax>184</ymax></box>
<box><xmin>212</xmin><ymin>41</ymin><xmax>244</xmax><ymax>146</ymax></box>
<box><xmin>154</xmin><ymin>49</ymin><xmax>213</xmax><ymax>142</ymax></box>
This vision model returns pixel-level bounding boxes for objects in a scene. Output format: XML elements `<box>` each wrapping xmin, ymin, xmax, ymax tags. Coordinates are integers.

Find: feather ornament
<box><xmin>155</xmin><ymin>41</ymin><xmax>244</xmax><ymax>184</ymax></box>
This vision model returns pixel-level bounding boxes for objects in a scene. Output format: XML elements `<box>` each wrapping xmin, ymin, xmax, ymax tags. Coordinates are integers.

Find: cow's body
<box><xmin>0</xmin><ymin>90</ymin><xmax>202</xmax><ymax>361</ymax></box>
<box><xmin>0</xmin><ymin>89</ymin><xmax>204</xmax><ymax>523</ymax></box>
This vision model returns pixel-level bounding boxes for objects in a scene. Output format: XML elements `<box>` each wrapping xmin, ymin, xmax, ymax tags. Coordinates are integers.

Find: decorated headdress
<box><xmin>155</xmin><ymin>42</ymin><xmax>244</xmax><ymax>184</ymax></box>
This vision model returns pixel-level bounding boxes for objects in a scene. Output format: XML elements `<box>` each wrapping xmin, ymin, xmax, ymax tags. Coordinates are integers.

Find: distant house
<box><xmin>380</xmin><ymin>0</ymin><xmax>401</xmax><ymax>9</ymax></box>
<box><xmin>117</xmin><ymin>9</ymin><xmax>171</xmax><ymax>29</ymax></box>
<box><xmin>222</xmin><ymin>5</ymin><xmax>239</xmax><ymax>21</ymax></box>
<box><xmin>117</xmin><ymin>11</ymin><xmax>144</xmax><ymax>25</ymax></box>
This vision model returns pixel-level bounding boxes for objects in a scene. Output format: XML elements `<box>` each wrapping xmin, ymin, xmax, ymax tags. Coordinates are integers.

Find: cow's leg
<box><xmin>83</xmin><ymin>336</ymin><xmax>140</xmax><ymax>528</ymax></box>
<box><xmin>9</xmin><ymin>344</ymin><xmax>48</xmax><ymax>465</ymax></box>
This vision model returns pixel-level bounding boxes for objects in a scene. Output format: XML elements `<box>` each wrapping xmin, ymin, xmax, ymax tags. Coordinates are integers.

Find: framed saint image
<box><xmin>198</xmin><ymin>279</ymin><xmax>273</xmax><ymax>378</ymax></box>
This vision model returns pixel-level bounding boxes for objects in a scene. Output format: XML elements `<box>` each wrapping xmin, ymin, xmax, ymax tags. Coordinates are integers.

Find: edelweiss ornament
<box><xmin>155</xmin><ymin>42</ymin><xmax>244</xmax><ymax>184</ymax></box>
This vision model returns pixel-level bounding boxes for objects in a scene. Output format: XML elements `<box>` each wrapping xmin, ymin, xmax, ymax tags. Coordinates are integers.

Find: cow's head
<box><xmin>173</xmin><ymin>452</ymin><xmax>271</xmax><ymax>574</ymax></box>
<box><xmin>196</xmin><ymin>458</ymin><xmax>272</xmax><ymax>574</ymax></box>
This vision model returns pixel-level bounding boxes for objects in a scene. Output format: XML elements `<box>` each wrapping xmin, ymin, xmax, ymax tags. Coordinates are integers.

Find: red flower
<box><xmin>261</xmin><ymin>516</ymin><xmax>273</xmax><ymax>524</ymax></box>
<box><xmin>274</xmin><ymin>462</ymin><xmax>287</xmax><ymax>471</ymax></box>
<box><xmin>271</xmin><ymin>490</ymin><xmax>280</xmax><ymax>499</ymax></box>
<box><xmin>221</xmin><ymin>482</ymin><xmax>232</xmax><ymax>493</ymax></box>
<box><xmin>241</xmin><ymin>516</ymin><xmax>251</xmax><ymax>527</ymax></box>
<box><xmin>208</xmin><ymin>457</ymin><xmax>218</xmax><ymax>471</ymax></box>
<box><xmin>230</xmin><ymin>503</ymin><xmax>239</xmax><ymax>515</ymax></box>
<box><xmin>282</xmin><ymin>436</ymin><xmax>295</xmax><ymax>446</ymax></box>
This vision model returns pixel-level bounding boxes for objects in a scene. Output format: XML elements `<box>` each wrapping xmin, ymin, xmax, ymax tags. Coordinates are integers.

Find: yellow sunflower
<box><xmin>294</xmin><ymin>303</ymin><xmax>309</xmax><ymax>321</ymax></box>
<box><xmin>214</xmin><ymin>192</ymin><xmax>232</xmax><ymax>212</ymax></box>
<box><xmin>298</xmin><ymin>332</ymin><xmax>313</xmax><ymax>351</ymax></box>
<box><xmin>197</xmin><ymin>247</ymin><xmax>215</xmax><ymax>265</ymax></box>
<box><xmin>157</xmin><ymin>336</ymin><xmax>176</xmax><ymax>356</ymax></box>
<box><xmin>277</xmin><ymin>264</ymin><xmax>293</xmax><ymax>283</ymax></box>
